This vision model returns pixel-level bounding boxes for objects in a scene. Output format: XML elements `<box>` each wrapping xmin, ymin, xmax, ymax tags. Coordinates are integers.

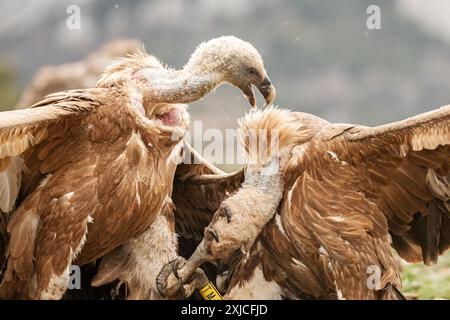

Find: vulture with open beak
<box><xmin>159</xmin><ymin>105</ymin><xmax>450</xmax><ymax>300</ymax></box>
<box><xmin>0</xmin><ymin>36</ymin><xmax>276</xmax><ymax>299</ymax></box>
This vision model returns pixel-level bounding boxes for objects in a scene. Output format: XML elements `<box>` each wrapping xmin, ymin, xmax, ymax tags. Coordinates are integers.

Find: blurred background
<box><xmin>0</xmin><ymin>0</ymin><xmax>449</xmax><ymax>299</ymax></box>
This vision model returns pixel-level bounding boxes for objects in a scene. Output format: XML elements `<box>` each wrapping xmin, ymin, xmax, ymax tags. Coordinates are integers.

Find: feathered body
<box><xmin>169</xmin><ymin>106</ymin><xmax>450</xmax><ymax>300</ymax></box>
<box><xmin>0</xmin><ymin>36</ymin><xmax>276</xmax><ymax>299</ymax></box>
<box><xmin>1</xmin><ymin>81</ymin><xmax>189</xmax><ymax>299</ymax></box>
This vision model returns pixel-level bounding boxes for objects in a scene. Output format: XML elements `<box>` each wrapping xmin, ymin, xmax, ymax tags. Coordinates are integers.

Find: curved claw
<box><xmin>218</xmin><ymin>204</ymin><xmax>233</xmax><ymax>223</ymax></box>
<box><xmin>205</xmin><ymin>227</ymin><xmax>219</xmax><ymax>242</ymax></box>
<box><xmin>172</xmin><ymin>257</ymin><xmax>186</xmax><ymax>280</ymax></box>
<box><xmin>224</xmin><ymin>206</ymin><xmax>233</xmax><ymax>223</ymax></box>
<box><xmin>156</xmin><ymin>258</ymin><xmax>184</xmax><ymax>297</ymax></box>
<box><xmin>156</xmin><ymin>257</ymin><xmax>211</xmax><ymax>299</ymax></box>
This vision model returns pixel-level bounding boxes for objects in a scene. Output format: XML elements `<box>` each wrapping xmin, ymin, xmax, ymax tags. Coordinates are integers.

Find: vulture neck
<box><xmin>137</xmin><ymin>66</ymin><xmax>224</xmax><ymax>105</ymax></box>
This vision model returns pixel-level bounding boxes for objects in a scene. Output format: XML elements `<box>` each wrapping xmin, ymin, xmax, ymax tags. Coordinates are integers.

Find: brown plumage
<box><xmin>0</xmin><ymin>36</ymin><xmax>275</xmax><ymax>299</ymax></box>
<box><xmin>167</xmin><ymin>105</ymin><xmax>449</xmax><ymax>300</ymax></box>
<box><xmin>0</xmin><ymin>39</ymin><xmax>141</xmax><ymax>281</ymax></box>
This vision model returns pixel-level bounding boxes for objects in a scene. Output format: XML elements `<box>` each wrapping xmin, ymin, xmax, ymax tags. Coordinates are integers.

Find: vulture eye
<box><xmin>247</xmin><ymin>68</ymin><xmax>257</xmax><ymax>75</ymax></box>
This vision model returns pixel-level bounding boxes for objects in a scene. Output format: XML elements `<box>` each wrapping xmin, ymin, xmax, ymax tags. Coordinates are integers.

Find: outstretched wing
<box><xmin>338</xmin><ymin>104</ymin><xmax>450</xmax><ymax>264</ymax></box>
<box><xmin>0</xmin><ymin>90</ymin><xmax>101</xmax><ymax>213</ymax></box>
<box><xmin>172</xmin><ymin>145</ymin><xmax>244</xmax><ymax>255</ymax></box>
<box><xmin>280</xmin><ymin>105</ymin><xmax>449</xmax><ymax>298</ymax></box>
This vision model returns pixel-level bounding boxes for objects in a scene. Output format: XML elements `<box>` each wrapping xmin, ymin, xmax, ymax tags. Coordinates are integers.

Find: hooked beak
<box><xmin>242</xmin><ymin>76</ymin><xmax>276</xmax><ymax>108</ymax></box>
<box><xmin>257</xmin><ymin>76</ymin><xmax>276</xmax><ymax>107</ymax></box>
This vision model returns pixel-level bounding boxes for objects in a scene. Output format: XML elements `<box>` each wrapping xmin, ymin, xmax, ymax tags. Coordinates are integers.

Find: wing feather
<box><xmin>0</xmin><ymin>89</ymin><xmax>101</xmax><ymax>214</ymax></box>
<box><xmin>275</xmin><ymin>105</ymin><xmax>449</xmax><ymax>298</ymax></box>
<box><xmin>172</xmin><ymin>145</ymin><xmax>244</xmax><ymax>255</ymax></box>
<box><xmin>300</xmin><ymin>104</ymin><xmax>450</xmax><ymax>265</ymax></box>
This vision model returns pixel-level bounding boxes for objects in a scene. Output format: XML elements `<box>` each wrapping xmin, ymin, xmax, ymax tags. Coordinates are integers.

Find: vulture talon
<box><xmin>156</xmin><ymin>259</ymin><xmax>178</xmax><ymax>297</ymax></box>
<box><xmin>156</xmin><ymin>257</ymin><xmax>189</xmax><ymax>297</ymax></box>
<box><xmin>205</xmin><ymin>227</ymin><xmax>219</xmax><ymax>242</ymax></box>
<box><xmin>224</xmin><ymin>206</ymin><xmax>233</xmax><ymax>223</ymax></box>
<box><xmin>172</xmin><ymin>257</ymin><xmax>187</xmax><ymax>280</ymax></box>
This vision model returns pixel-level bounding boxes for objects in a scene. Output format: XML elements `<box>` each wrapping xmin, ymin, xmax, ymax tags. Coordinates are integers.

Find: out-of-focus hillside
<box><xmin>1</xmin><ymin>0</ymin><xmax>450</xmax><ymax>126</ymax></box>
<box><xmin>0</xmin><ymin>63</ymin><xmax>19</xmax><ymax>109</ymax></box>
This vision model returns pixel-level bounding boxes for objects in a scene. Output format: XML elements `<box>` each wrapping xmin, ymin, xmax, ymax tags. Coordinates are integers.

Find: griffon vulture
<box><xmin>158</xmin><ymin>105</ymin><xmax>450</xmax><ymax>300</ymax></box>
<box><xmin>0</xmin><ymin>36</ymin><xmax>276</xmax><ymax>299</ymax></box>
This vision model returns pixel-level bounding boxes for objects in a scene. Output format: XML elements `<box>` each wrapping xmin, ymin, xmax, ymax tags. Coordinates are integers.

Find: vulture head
<box><xmin>184</xmin><ymin>36</ymin><xmax>276</xmax><ymax>107</ymax></box>
<box><xmin>97</xmin><ymin>36</ymin><xmax>276</xmax><ymax>126</ymax></box>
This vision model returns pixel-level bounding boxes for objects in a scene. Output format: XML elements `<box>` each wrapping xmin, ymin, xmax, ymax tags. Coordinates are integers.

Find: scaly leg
<box><xmin>157</xmin><ymin>166</ymin><xmax>284</xmax><ymax>298</ymax></box>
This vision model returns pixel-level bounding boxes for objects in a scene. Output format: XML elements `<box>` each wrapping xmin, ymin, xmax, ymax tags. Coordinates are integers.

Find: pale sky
<box><xmin>397</xmin><ymin>0</ymin><xmax>450</xmax><ymax>43</ymax></box>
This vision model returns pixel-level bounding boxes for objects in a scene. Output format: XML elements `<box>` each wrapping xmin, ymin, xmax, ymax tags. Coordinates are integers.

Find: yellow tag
<box><xmin>199</xmin><ymin>282</ymin><xmax>223</xmax><ymax>300</ymax></box>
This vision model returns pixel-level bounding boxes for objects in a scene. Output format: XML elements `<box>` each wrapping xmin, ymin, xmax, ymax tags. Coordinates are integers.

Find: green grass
<box><xmin>402</xmin><ymin>252</ymin><xmax>450</xmax><ymax>299</ymax></box>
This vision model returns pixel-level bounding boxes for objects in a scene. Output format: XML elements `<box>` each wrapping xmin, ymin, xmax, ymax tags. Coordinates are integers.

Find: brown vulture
<box><xmin>159</xmin><ymin>105</ymin><xmax>450</xmax><ymax>300</ymax></box>
<box><xmin>0</xmin><ymin>36</ymin><xmax>276</xmax><ymax>299</ymax></box>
